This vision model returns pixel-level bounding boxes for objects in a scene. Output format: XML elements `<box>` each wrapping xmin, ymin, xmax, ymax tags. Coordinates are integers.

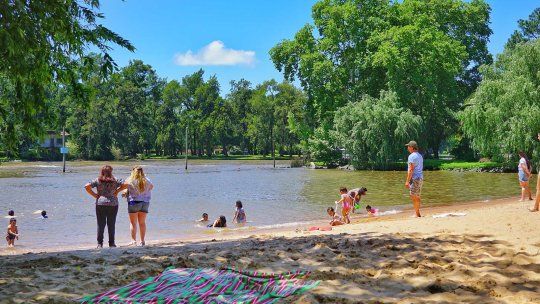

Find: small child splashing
<box><xmin>366</xmin><ymin>205</ymin><xmax>379</xmax><ymax>216</ymax></box>
<box><xmin>233</xmin><ymin>200</ymin><xmax>247</xmax><ymax>224</ymax></box>
<box><xmin>327</xmin><ymin>207</ymin><xmax>344</xmax><ymax>226</ymax></box>
<box><xmin>6</xmin><ymin>218</ymin><xmax>18</xmax><ymax>247</ymax></box>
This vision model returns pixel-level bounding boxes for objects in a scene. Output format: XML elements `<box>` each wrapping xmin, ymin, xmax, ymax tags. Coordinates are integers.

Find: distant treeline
<box><xmin>0</xmin><ymin>1</ymin><xmax>539</xmax><ymax>167</ymax></box>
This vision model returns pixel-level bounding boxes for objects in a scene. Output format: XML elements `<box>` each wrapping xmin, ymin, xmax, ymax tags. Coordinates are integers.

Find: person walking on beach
<box><xmin>405</xmin><ymin>141</ymin><xmax>423</xmax><ymax>217</ymax></box>
<box><xmin>517</xmin><ymin>151</ymin><xmax>533</xmax><ymax>201</ymax></box>
<box><xmin>85</xmin><ymin>165</ymin><xmax>126</xmax><ymax>248</ymax></box>
<box><xmin>124</xmin><ymin>166</ymin><xmax>153</xmax><ymax>246</ymax></box>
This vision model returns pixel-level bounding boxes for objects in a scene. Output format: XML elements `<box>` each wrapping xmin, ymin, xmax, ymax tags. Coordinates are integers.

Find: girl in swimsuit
<box><xmin>337</xmin><ymin>187</ymin><xmax>352</xmax><ymax>223</ymax></box>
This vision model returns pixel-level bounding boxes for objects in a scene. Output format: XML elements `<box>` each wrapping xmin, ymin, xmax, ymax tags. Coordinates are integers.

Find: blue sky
<box><xmin>97</xmin><ymin>0</ymin><xmax>538</xmax><ymax>94</ymax></box>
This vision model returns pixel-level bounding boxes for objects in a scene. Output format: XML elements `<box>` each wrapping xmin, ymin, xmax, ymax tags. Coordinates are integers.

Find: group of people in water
<box><xmin>6</xmin><ymin>138</ymin><xmax>540</xmax><ymax>248</ymax></box>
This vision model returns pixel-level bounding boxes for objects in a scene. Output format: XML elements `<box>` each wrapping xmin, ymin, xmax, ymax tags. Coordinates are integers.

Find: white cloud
<box><xmin>174</xmin><ymin>41</ymin><xmax>255</xmax><ymax>66</ymax></box>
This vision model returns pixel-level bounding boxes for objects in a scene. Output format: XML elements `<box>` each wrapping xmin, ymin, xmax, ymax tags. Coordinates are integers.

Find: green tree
<box><xmin>460</xmin><ymin>39</ymin><xmax>540</xmax><ymax>162</ymax></box>
<box><xmin>506</xmin><ymin>7</ymin><xmax>540</xmax><ymax>49</ymax></box>
<box><xmin>0</xmin><ymin>0</ymin><xmax>134</xmax><ymax>142</ymax></box>
<box><xmin>333</xmin><ymin>91</ymin><xmax>422</xmax><ymax>169</ymax></box>
<box><xmin>270</xmin><ymin>0</ymin><xmax>492</xmax><ymax>159</ymax></box>
<box><xmin>227</xmin><ymin>79</ymin><xmax>253</xmax><ymax>152</ymax></box>
<box><xmin>156</xmin><ymin>80</ymin><xmax>183</xmax><ymax>156</ymax></box>
<box><xmin>247</xmin><ymin>80</ymin><xmax>278</xmax><ymax>155</ymax></box>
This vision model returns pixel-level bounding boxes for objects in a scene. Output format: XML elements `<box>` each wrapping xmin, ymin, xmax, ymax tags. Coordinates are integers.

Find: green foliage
<box><xmin>333</xmin><ymin>91</ymin><xmax>422</xmax><ymax>169</ymax></box>
<box><xmin>0</xmin><ymin>0</ymin><xmax>134</xmax><ymax>144</ymax></box>
<box><xmin>306</xmin><ymin>127</ymin><xmax>342</xmax><ymax>165</ymax></box>
<box><xmin>460</xmin><ymin>39</ymin><xmax>540</xmax><ymax>162</ymax></box>
<box><xmin>270</xmin><ymin>0</ymin><xmax>492</xmax><ymax>157</ymax></box>
<box><xmin>506</xmin><ymin>8</ymin><xmax>540</xmax><ymax>49</ymax></box>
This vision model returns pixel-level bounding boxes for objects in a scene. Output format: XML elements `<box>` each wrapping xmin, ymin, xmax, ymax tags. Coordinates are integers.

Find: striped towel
<box><xmin>80</xmin><ymin>267</ymin><xmax>319</xmax><ymax>304</ymax></box>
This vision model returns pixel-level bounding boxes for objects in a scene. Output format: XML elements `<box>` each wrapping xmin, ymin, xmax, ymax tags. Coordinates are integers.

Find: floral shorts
<box><xmin>409</xmin><ymin>179</ymin><xmax>423</xmax><ymax>196</ymax></box>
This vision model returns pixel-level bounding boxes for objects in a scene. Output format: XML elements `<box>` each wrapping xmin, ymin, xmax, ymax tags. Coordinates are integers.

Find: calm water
<box><xmin>0</xmin><ymin>160</ymin><xmax>530</xmax><ymax>253</ymax></box>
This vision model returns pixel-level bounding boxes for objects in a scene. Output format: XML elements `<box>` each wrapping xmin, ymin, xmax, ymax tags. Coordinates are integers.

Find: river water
<box><xmin>0</xmin><ymin>160</ymin><xmax>530</xmax><ymax>253</ymax></box>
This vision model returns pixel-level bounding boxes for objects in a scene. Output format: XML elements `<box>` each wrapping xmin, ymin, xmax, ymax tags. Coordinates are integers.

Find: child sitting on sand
<box><xmin>336</xmin><ymin>187</ymin><xmax>352</xmax><ymax>224</ymax></box>
<box><xmin>327</xmin><ymin>207</ymin><xmax>344</xmax><ymax>226</ymax></box>
<box><xmin>208</xmin><ymin>215</ymin><xmax>227</xmax><ymax>228</ymax></box>
<box><xmin>6</xmin><ymin>218</ymin><xmax>18</xmax><ymax>247</ymax></box>
<box><xmin>233</xmin><ymin>200</ymin><xmax>247</xmax><ymax>224</ymax></box>
<box><xmin>198</xmin><ymin>213</ymin><xmax>209</xmax><ymax>222</ymax></box>
<box><xmin>366</xmin><ymin>205</ymin><xmax>379</xmax><ymax>216</ymax></box>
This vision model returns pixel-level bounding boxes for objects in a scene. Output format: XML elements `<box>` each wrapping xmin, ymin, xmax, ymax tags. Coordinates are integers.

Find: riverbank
<box><xmin>1</xmin><ymin>157</ymin><xmax>512</xmax><ymax>173</ymax></box>
<box><xmin>1</xmin><ymin>196</ymin><xmax>538</xmax><ymax>303</ymax></box>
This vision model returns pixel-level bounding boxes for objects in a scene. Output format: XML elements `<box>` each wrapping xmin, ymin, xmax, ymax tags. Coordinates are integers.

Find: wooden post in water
<box><xmin>62</xmin><ymin>126</ymin><xmax>66</xmax><ymax>173</ymax></box>
<box><xmin>185</xmin><ymin>126</ymin><xmax>188</xmax><ymax>170</ymax></box>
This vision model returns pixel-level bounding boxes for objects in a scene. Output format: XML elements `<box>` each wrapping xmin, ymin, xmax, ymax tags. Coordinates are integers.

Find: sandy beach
<box><xmin>1</xmin><ymin>197</ymin><xmax>539</xmax><ymax>303</ymax></box>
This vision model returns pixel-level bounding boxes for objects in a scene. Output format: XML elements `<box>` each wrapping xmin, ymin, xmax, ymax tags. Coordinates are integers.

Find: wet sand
<box><xmin>1</xmin><ymin>197</ymin><xmax>539</xmax><ymax>303</ymax></box>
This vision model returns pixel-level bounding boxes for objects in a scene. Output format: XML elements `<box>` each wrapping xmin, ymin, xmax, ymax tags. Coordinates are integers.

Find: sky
<box><xmin>96</xmin><ymin>0</ymin><xmax>539</xmax><ymax>94</ymax></box>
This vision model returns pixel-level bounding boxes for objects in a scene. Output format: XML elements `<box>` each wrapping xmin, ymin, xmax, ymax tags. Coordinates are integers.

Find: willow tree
<box><xmin>460</xmin><ymin>39</ymin><xmax>540</xmax><ymax>162</ymax></box>
<box><xmin>333</xmin><ymin>91</ymin><xmax>422</xmax><ymax>169</ymax></box>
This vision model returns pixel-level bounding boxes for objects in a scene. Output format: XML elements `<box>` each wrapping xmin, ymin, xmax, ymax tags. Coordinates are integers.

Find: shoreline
<box><xmin>0</xmin><ymin>195</ymin><xmax>523</xmax><ymax>256</ymax></box>
<box><xmin>1</xmin><ymin>195</ymin><xmax>539</xmax><ymax>303</ymax></box>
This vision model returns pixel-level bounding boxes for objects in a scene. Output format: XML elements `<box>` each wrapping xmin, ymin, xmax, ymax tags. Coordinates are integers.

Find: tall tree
<box><xmin>270</xmin><ymin>0</ymin><xmax>492</xmax><ymax>158</ymax></box>
<box><xmin>156</xmin><ymin>80</ymin><xmax>183</xmax><ymax>156</ymax></box>
<box><xmin>506</xmin><ymin>7</ymin><xmax>540</xmax><ymax>49</ymax></box>
<box><xmin>0</xmin><ymin>0</ymin><xmax>134</xmax><ymax>142</ymax></box>
<box><xmin>227</xmin><ymin>79</ymin><xmax>253</xmax><ymax>153</ymax></box>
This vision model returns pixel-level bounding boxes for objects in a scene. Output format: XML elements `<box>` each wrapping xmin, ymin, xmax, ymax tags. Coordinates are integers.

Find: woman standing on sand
<box><xmin>518</xmin><ymin>151</ymin><xmax>533</xmax><ymax>201</ymax></box>
<box><xmin>124</xmin><ymin>166</ymin><xmax>153</xmax><ymax>246</ymax></box>
<box><xmin>85</xmin><ymin>165</ymin><xmax>126</xmax><ymax>248</ymax></box>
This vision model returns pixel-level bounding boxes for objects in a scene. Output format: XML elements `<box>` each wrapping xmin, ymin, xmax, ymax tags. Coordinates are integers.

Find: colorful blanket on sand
<box><xmin>80</xmin><ymin>267</ymin><xmax>320</xmax><ymax>304</ymax></box>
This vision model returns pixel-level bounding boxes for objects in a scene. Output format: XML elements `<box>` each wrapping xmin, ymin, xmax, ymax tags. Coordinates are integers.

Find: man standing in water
<box><xmin>405</xmin><ymin>141</ymin><xmax>423</xmax><ymax>217</ymax></box>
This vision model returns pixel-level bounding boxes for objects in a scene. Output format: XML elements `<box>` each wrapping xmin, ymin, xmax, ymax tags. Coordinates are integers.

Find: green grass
<box><xmin>146</xmin><ymin>154</ymin><xmax>296</xmax><ymax>161</ymax></box>
<box><xmin>377</xmin><ymin>159</ymin><xmax>504</xmax><ymax>171</ymax></box>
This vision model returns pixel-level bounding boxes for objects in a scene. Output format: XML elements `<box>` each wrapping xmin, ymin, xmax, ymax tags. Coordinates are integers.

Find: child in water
<box><xmin>233</xmin><ymin>200</ymin><xmax>247</xmax><ymax>224</ymax></box>
<box><xmin>209</xmin><ymin>216</ymin><xmax>227</xmax><ymax>228</ymax></box>
<box><xmin>336</xmin><ymin>187</ymin><xmax>352</xmax><ymax>223</ymax></box>
<box><xmin>366</xmin><ymin>205</ymin><xmax>379</xmax><ymax>216</ymax></box>
<box><xmin>41</xmin><ymin>210</ymin><xmax>48</xmax><ymax>219</ymax></box>
<box><xmin>198</xmin><ymin>213</ymin><xmax>209</xmax><ymax>222</ymax></box>
<box><xmin>327</xmin><ymin>207</ymin><xmax>344</xmax><ymax>226</ymax></box>
<box><xmin>6</xmin><ymin>218</ymin><xmax>18</xmax><ymax>247</ymax></box>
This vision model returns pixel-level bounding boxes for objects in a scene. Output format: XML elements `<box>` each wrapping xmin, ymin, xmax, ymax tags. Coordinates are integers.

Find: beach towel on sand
<box><xmin>80</xmin><ymin>267</ymin><xmax>319</xmax><ymax>304</ymax></box>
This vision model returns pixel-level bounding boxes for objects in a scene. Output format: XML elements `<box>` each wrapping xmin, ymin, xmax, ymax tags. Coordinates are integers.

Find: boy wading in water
<box><xmin>405</xmin><ymin>141</ymin><xmax>423</xmax><ymax>217</ymax></box>
<box><xmin>6</xmin><ymin>218</ymin><xmax>18</xmax><ymax>247</ymax></box>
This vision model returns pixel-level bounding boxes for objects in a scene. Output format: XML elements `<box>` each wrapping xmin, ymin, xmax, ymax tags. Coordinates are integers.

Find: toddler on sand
<box><xmin>327</xmin><ymin>207</ymin><xmax>344</xmax><ymax>226</ymax></box>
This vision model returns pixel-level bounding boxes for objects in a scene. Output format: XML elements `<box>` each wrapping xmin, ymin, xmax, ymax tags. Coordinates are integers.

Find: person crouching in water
<box><xmin>336</xmin><ymin>187</ymin><xmax>352</xmax><ymax>223</ymax></box>
<box><xmin>6</xmin><ymin>218</ymin><xmax>18</xmax><ymax>247</ymax></box>
<box><xmin>365</xmin><ymin>205</ymin><xmax>379</xmax><ymax>216</ymax></box>
<box><xmin>327</xmin><ymin>207</ymin><xmax>344</xmax><ymax>226</ymax></box>
<box><xmin>349</xmin><ymin>187</ymin><xmax>367</xmax><ymax>213</ymax></box>
<box><xmin>209</xmin><ymin>216</ymin><xmax>227</xmax><ymax>228</ymax></box>
<box><xmin>125</xmin><ymin>166</ymin><xmax>153</xmax><ymax>247</ymax></box>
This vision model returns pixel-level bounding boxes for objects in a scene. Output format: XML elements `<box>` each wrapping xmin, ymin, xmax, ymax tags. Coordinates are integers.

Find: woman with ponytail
<box><xmin>124</xmin><ymin>166</ymin><xmax>153</xmax><ymax>246</ymax></box>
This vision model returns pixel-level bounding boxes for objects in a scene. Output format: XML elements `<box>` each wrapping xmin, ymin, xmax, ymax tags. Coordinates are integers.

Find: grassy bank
<box><xmin>317</xmin><ymin>159</ymin><xmax>509</xmax><ymax>172</ymax></box>
<box><xmin>146</xmin><ymin>154</ymin><xmax>296</xmax><ymax>161</ymax></box>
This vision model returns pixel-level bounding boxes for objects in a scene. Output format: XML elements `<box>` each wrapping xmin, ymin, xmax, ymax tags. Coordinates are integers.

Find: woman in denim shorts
<box><xmin>124</xmin><ymin>166</ymin><xmax>153</xmax><ymax>246</ymax></box>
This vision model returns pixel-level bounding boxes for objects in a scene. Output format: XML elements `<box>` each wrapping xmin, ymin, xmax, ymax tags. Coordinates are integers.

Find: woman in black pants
<box><xmin>85</xmin><ymin>165</ymin><xmax>126</xmax><ymax>248</ymax></box>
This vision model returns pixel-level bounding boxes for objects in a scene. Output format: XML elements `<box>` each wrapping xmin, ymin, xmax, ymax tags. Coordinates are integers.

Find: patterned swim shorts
<box><xmin>409</xmin><ymin>179</ymin><xmax>423</xmax><ymax>196</ymax></box>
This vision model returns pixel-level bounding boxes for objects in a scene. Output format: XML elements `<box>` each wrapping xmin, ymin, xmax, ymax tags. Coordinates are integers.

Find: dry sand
<box><xmin>1</xmin><ymin>197</ymin><xmax>540</xmax><ymax>303</ymax></box>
